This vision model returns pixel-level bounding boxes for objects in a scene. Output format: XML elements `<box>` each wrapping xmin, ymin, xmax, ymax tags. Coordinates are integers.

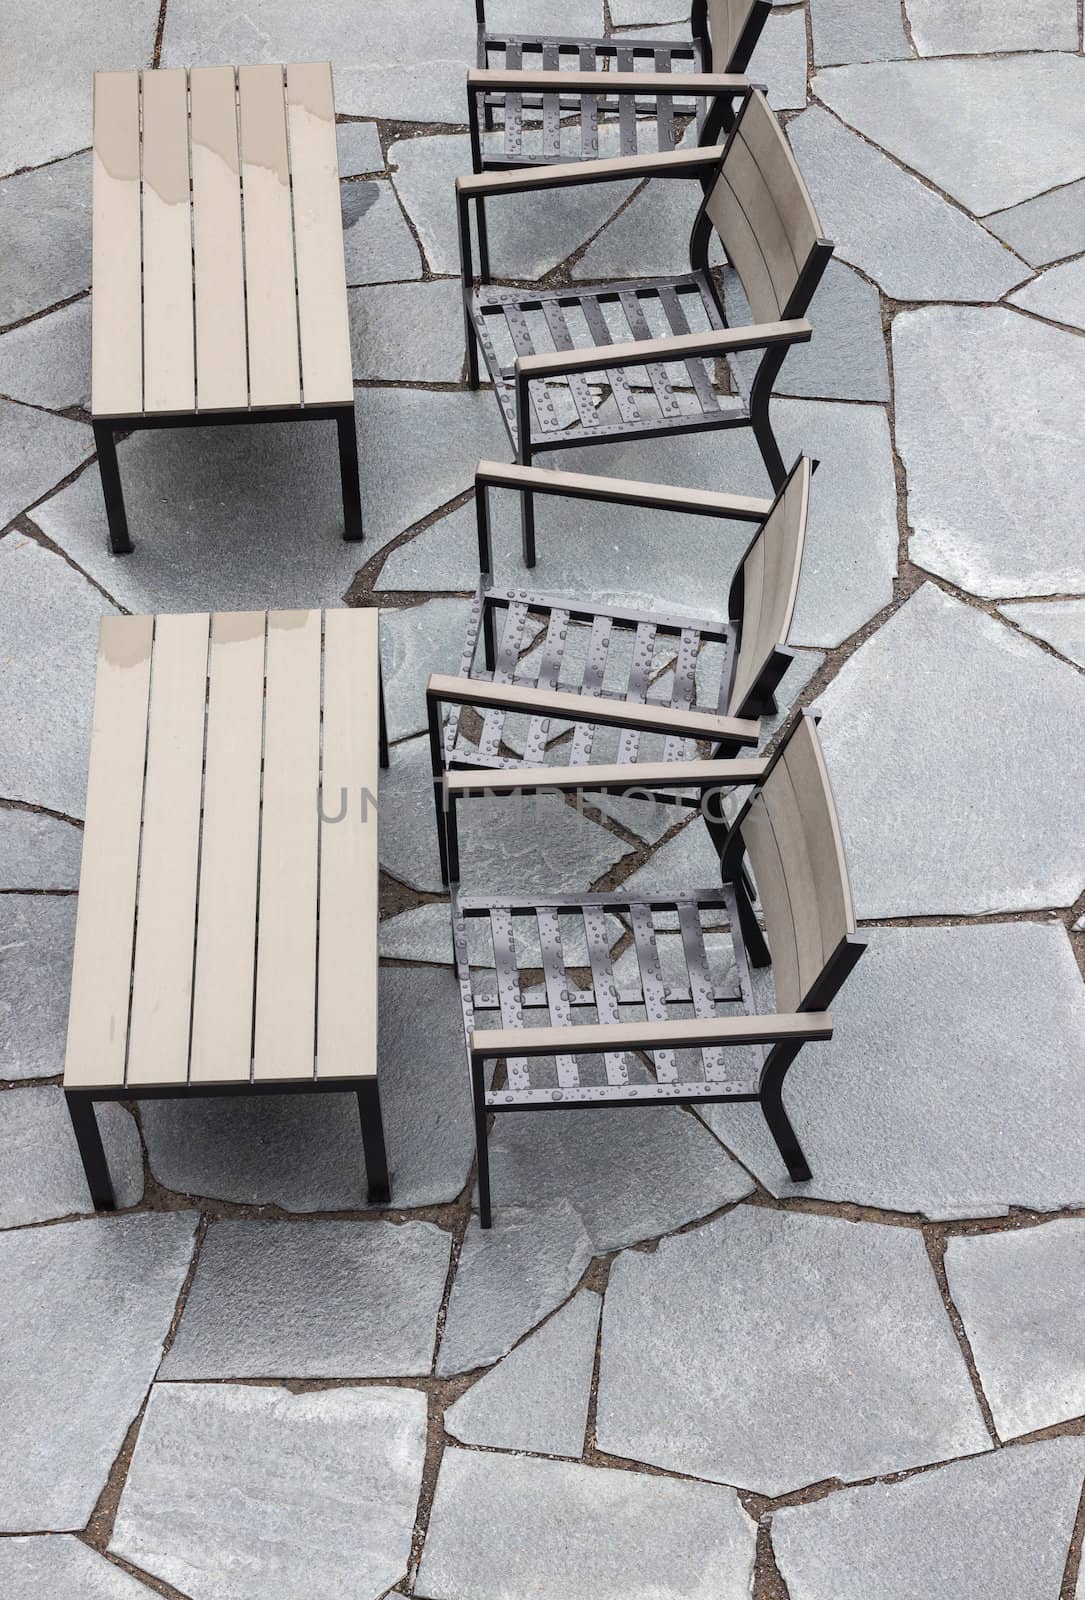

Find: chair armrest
<box><xmin>445</xmin><ymin>756</ymin><xmax>768</xmax><ymax>798</ymax></box>
<box><xmin>515</xmin><ymin>321</ymin><xmax>813</xmax><ymax>381</ymax></box>
<box><xmin>426</xmin><ymin>674</ymin><xmax>760</xmax><ymax>745</ymax></box>
<box><xmin>456</xmin><ymin>142</ymin><xmax>727</xmax><ymax>198</ymax></box>
<box><xmin>474</xmin><ymin>460</ymin><xmax>773</xmax><ymax>522</ymax></box>
<box><xmin>467</xmin><ymin>68</ymin><xmax>750</xmax><ymax>95</ymax></box>
<box><xmin>470</xmin><ymin>1011</ymin><xmax>833</xmax><ymax>1060</ymax></box>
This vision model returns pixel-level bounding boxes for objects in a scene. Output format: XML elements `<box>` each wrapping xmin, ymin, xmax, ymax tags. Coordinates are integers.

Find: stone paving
<box><xmin>1</xmin><ymin>3</ymin><xmax>1084</xmax><ymax>1598</ymax></box>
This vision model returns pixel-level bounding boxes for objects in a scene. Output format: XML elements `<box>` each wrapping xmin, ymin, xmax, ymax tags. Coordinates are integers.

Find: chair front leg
<box><xmin>759</xmin><ymin>1041</ymin><xmax>811</xmax><ymax>1182</ymax></box>
<box><xmin>514</xmin><ymin>371</ymin><xmax>536</xmax><ymax>567</ymax></box>
<box><xmin>471</xmin><ymin>1056</ymin><xmax>493</xmax><ymax>1228</ymax></box>
<box><xmin>748</xmin><ymin>346</ymin><xmax>789</xmax><ymax>492</ymax></box>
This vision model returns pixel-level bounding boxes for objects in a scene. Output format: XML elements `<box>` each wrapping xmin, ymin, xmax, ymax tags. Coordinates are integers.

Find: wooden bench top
<box><xmin>64</xmin><ymin>609</ymin><xmax>380</xmax><ymax>1092</ymax></box>
<box><xmin>91</xmin><ymin>63</ymin><xmax>353</xmax><ymax>420</ymax></box>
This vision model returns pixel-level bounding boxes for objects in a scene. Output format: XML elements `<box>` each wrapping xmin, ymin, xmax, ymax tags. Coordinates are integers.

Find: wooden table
<box><xmin>90</xmin><ymin>62</ymin><xmax>361</xmax><ymax>554</ymax></box>
<box><xmin>63</xmin><ymin>608</ymin><xmax>389</xmax><ymax>1210</ymax></box>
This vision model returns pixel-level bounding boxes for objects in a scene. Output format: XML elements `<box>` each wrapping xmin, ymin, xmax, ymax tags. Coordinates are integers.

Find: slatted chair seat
<box><xmin>90</xmin><ymin>63</ymin><xmax>362</xmax><ymax>555</ymax></box>
<box><xmin>452</xmin><ymin>711</ymin><xmax>866</xmax><ymax>1226</ymax></box>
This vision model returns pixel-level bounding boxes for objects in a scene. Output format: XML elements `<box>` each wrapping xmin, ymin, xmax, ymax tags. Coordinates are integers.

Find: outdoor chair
<box><xmin>453</xmin><ymin>709</ymin><xmax>865</xmax><ymax>1226</ymax></box>
<box><xmin>456</xmin><ymin>89</ymin><xmax>832</xmax><ymax>559</ymax></box>
<box><xmin>427</xmin><ymin>453</ymin><xmax>812</xmax><ymax>886</ymax></box>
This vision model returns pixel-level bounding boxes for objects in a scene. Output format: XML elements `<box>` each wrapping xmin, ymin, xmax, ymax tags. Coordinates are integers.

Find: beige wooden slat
<box><xmin>91</xmin><ymin>71</ymin><xmax>143</xmax><ymax>418</ymax></box>
<box><xmin>188</xmin><ymin>611</ymin><xmax>267</xmax><ymax>1084</ymax></box>
<box><xmin>782</xmin><ymin>716</ymin><xmax>855</xmax><ymax>957</ymax></box>
<box><xmin>253</xmin><ymin>609</ymin><xmax>322</xmax><ymax>1079</ymax></box>
<box><xmin>286</xmin><ymin>62</ymin><xmax>353</xmax><ymax>406</ymax></box>
<box><xmin>761</xmin><ymin>751</ymin><xmax>824</xmax><ymax>1006</ymax></box>
<box><xmin>705</xmin><ymin>171</ymin><xmax>780</xmax><ymax>323</ymax></box>
<box><xmin>730</xmin><ymin>525</ymin><xmax>766</xmax><ymax>712</ymax></box>
<box><xmin>190</xmin><ymin>66</ymin><xmax>248</xmax><ymax>412</ymax></box>
<box><xmin>238</xmin><ymin>64</ymin><xmax>301</xmax><ymax>408</ymax></box>
<box><xmin>737</xmin><ymin>90</ymin><xmax>820</xmax><ymax>268</ymax></box>
<box><xmin>740</xmin><ymin>790</ymin><xmax>801</xmax><ymax>1012</ymax></box>
<box><xmin>731</xmin><ymin>458</ymin><xmax>809</xmax><ymax>711</ymax></box>
<box><xmin>317</xmin><ymin>609</ymin><xmax>380</xmax><ymax>1080</ymax></box>
<box><xmin>141</xmin><ymin>68</ymin><xmax>196</xmax><ymax>414</ymax></box>
<box><xmin>126</xmin><ymin>613</ymin><xmax>211</xmax><ymax>1085</ymax></box>
<box><xmin>64</xmin><ymin>617</ymin><xmax>154</xmax><ymax>1089</ymax></box>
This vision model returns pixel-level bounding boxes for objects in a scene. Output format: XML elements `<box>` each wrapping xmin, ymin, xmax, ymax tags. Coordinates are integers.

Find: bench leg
<box><xmin>337</xmin><ymin>406</ymin><xmax>364</xmax><ymax>542</ymax></box>
<box><xmin>93</xmin><ymin>422</ymin><xmax>133</xmax><ymax>555</ymax></box>
<box><xmin>356</xmin><ymin>1081</ymin><xmax>390</xmax><ymax>1204</ymax></box>
<box><xmin>66</xmin><ymin>1092</ymin><xmax>117</xmax><ymax>1212</ymax></box>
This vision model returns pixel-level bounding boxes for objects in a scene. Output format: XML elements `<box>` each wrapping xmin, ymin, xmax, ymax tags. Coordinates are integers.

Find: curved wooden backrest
<box><xmin>727</xmin><ymin>455</ymin><xmax>810</xmax><ymax>718</ymax></box>
<box><xmin>739</xmin><ymin>713</ymin><xmax>856</xmax><ymax>1013</ymax></box>
<box><xmin>706</xmin><ymin>0</ymin><xmax>772</xmax><ymax>72</ymax></box>
<box><xmin>705</xmin><ymin>89</ymin><xmax>824</xmax><ymax>325</ymax></box>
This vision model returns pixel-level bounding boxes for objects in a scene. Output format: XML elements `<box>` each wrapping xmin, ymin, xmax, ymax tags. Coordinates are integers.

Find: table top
<box><xmin>91</xmin><ymin>63</ymin><xmax>353</xmax><ymax>420</ymax></box>
<box><xmin>64</xmin><ymin>609</ymin><xmax>380</xmax><ymax>1093</ymax></box>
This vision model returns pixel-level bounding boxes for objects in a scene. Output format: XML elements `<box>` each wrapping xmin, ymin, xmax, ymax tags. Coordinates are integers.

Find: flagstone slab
<box><xmin>894</xmin><ymin>307</ymin><xmax>1085</xmax><ymax>597</ymax></box>
<box><xmin>0</xmin><ymin>398</ymin><xmax>92</xmax><ymax>529</ymax></box>
<box><xmin>999</xmin><ymin>600</ymin><xmax>1085</xmax><ymax>669</ymax></box>
<box><xmin>1009</xmin><ymin>254</ymin><xmax>1085</xmax><ymax>330</ymax></box>
<box><xmin>0</xmin><ymin>1086</ymin><xmax>142</xmax><ymax>1227</ymax></box>
<box><xmin>752</xmin><ymin>5</ymin><xmax>809</xmax><ymax>112</ymax></box>
<box><xmin>772</xmin><ymin>1437</ymin><xmax>1085</xmax><ymax>1600</ymax></box>
<box><xmin>813</xmin><ymin>56</ymin><xmax>1085</xmax><ymax>217</ymax></box>
<box><xmin>814</xmin><ymin>584</ymin><xmax>1085</xmax><ymax>915</ymax></box>
<box><xmin>0</xmin><ymin>154</ymin><xmax>92</xmax><ymax>327</ymax></box>
<box><xmin>702</xmin><ymin>924</ymin><xmax>1085</xmax><ymax>1219</ymax></box>
<box><xmin>111</xmin><ymin>1383</ymin><xmax>426</xmax><ymax>1600</ymax></box>
<box><xmin>572</xmin><ymin>176</ymin><xmax>705</xmax><ymax>280</ymax></box>
<box><xmin>907</xmin><ymin>0</ymin><xmax>1078</xmax><ymax>57</ymax></box>
<box><xmin>0</xmin><ymin>807</ymin><xmax>81</xmax><ymax>889</ymax></box>
<box><xmin>482</xmin><ymin>1107</ymin><xmax>753</xmax><ymax>1251</ymax></box>
<box><xmin>727</xmin><ymin>259</ymin><xmax>891</xmax><ymax>402</ymax></box>
<box><xmin>0</xmin><ymin>1536</ymin><xmax>157</xmax><ymax>1598</ymax></box>
<box><xmin>986</xmin><ymin>180</ymin><xmax>1085</xmax><ymax>268</ymax></box>
<box><xmin>349</xmin><ymin>281</ymin><xmax>466</xmax><ymax>383</ymax></box>
<box><xmin>0</xmin><ymin>298</ymin><xmax>91</xmax><ymax>411</ymax></box>
<box><xmin>436</xmin><ymin>1203</ymin><xmax>594</xmax><ymax>1375</ymax></box>
<box><xmin>418</xmin><ymin>1449</ymin><xmax>756</xmax><ymax>1600</ymax></box>
<box><xmin>381</xmin><ymin>598</ymin><xmax>472</xmax><ymax>742</ymax></box>
<box><xmin>342</xmin><ymin>180</ymin><xmax>423</xmax><ymax>286</ymax></box>
<box><xmin>337</xmin><ymin>122</ymin><xmax>384</xmax><ymax>178</ymax></box>
<box><xmin>609</xmin><ymin>1</ymin><xmax>689</xmax><ymax>22</ymax></box>
<box><xmin>144</xmin><ymin>964</ymin><xmax>473</xmax><ymax>1211</ymax></box>
<box><xmin>444</xmin><ymin>1290</ymin><xmax>601</xmax><ymax>1456</ymax></box>
<box><xmin>944</xmin><ymin>1221</ymin><xmax>1085</xmax><ymax>1438</ymax></box>
<box><xmin>0</xmin><ymin>537</ymin><xmax>111</xmax><ymax>818</ymax></box>
<box><xmin>163</xmin><ymin>1219</ymin><xmax>449</xmax><ymax>1379</ymax></box>
<box><xmin>0</xmin><ymin>1212</ymin><xmax>197</xmax><ymax>1531</ymax></box>
<box><xmin>597</xmin><ymin>1207</ymin><xmax>989</xmax><ymax>1495</ymax></box>
<box><xmin>0</xmin><ymin>896</ymin><xmax>78</xmax><ymax>1081</ymax></box>
<box><xmin>810</xmin><ymin>0</ymin><xmax>912</xmax><ymax>66</ymax></box>
<box><xmin>786</xmin><ymin>109</ymin><xmax>1026</xmax><ymax>302</ymax></box>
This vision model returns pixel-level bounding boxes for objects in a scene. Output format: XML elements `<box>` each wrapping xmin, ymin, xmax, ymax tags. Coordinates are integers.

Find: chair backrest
<box><xmin>731</xmin><ymin>712</ymin><xmax>861</xmax><ymax>1013</ymax></box>
<box><xmin>725</xmin><ymin>455</ymin><xmax>810</xmax><ymax>719</ymax></box>
<box><xmin>704</xmin><ymin>89</ymin><xmax>827</xmax><ymax>325</ymax></box>
<box><xmin>697</xmin><ymin>0</ymin><xmax>773</xmax><ymax>73</ymax></box>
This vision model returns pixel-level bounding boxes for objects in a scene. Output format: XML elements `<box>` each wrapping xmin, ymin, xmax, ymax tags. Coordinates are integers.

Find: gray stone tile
<box><xmin>907</xmin><ymin>0</ymin><xmax>1078</xmax><ymax>56</ymax></box>
<box><xmin>772</xmin><ymin>1437</ymin><xmax>1085</xmax><ymax>1600</ymax></box>
<box><xmin>0</xmin><ymin>894</ymin><xmax>78</xmax><ymax>1082</ymax></box>
<box><xmin>144</xmin><ymin>964</ymin><xmax>473</xmax><ymax>1211</ymax></box>
<box><xmin>379</xmin><ymin>735</ymin><xmax>633</xmax><ymax>895</ymax></box>
<box><xmin>0</xmin><ymin>1536</ymin><xmax>157</xmax><ymax>1598</ymax></box>
<box><xmin>342</xmin><ymin>179</ymin><xmax>422</xmax><ymax>286</ymax></box>
<box><xmin>0</xmin><ymin>1212</ymin><xmax>196</xmax><ymax>1530</ymax></box>
<box><xmin>381</xmin><ymin>902</ymin><xmax>458</xmax><ymax>963</ymax></box>
<box><xmin>0</xmin><ymin>398</ymin><xmax>92</xmax><ymax>528</ymax></box>
<box><xmin>609</xmin><ymin>0</ymin><xmax>688</xmax><ymax>21</ymax></box>
<box><xmin>701</xmin><ymin>924</ymin><xmax>1085</xmax><ymax>1219</ymax></box>
<box><xmin>436</xmin><ymin>1203</ymin><xmax>594</xmax><ymax>1375</ymax></box>
<box><xmin>483</xmin><ymin>1107</ymin><xmax>753</xmax><ymax>1250</ymax></box>
<box><xmin>418</xmin><ymin>1448</ymin><xmax>756</xmax><ymax>1600</ymax></box>
<box><xmin>111</xmin><ymin>1382</ymin><xmax>426</xmax><ymax>1600</ymax></box>
<box><xmin>382</xmin><ymin>598</ymin><xmax>471</xmax><ymax>742</ymax></box>
<box><xmin>0</xmin><ymin>298</ymin><xmax>91</xmax><ymax>411</ymax></box>
<box><xmin>337</xmin><ymin>121</ymin><xmax>384</xmax><ymax>177</ymax></box>
<box><xmin>814</xmin><ymin>584</ymin><xmax>1085</xmax><ymax>915</ymax></box>
<box><xmin>444</xmin><ymin>1289</ymin><xmax>601</xmax><ymax>1456</ymax></box>
<box><xmin>1009</xmin><ymin>254</ymin><xmax>1085</xmax><ymax>330</ymax></box>
<box><xmin>572</xmin><ymin>176</ymin><xmax>705</xmax><ymax>281</ymax></box>
<box><xmin>986</xmin><ymin>179</ymin><xmax>1085</xmax><ymax>268</ymax></box>
<box><xmin>999</xmin><ymin>599</ymin><xmax>1085</xmax><ymax>668</ymax></box>
<box><xmin>786</xmin><ymin>109</ymin><xmax>1026</xmax><ymax>302</ymax></box>
<box><xmin>728</xmin><ymin>260</ymin><xmax>890</xmax><ymax>402</ymax></box>
<box><xmin>162</xmin><ymin>1218</ymin><xmax>449</xmax><ymax>1379</ymax></box>
<box><xmin>390</xmin><ymin>131</ymin><xmax>634</xmax><ymax>278</ymax></box>
<box><xmin>895</xmin><ymin>307</ymin><xmax>1085</xmax><ymax>597</ymax></box>
<box><xmin>0</xmin><ymin>1086</ymin><xmax>142</xmax><ymax>1227</ymax></box>
<box><xmin>810</xmin><ymin>0</ymin><xmax>912</xmax><ymax>66</ymax></box>
<box><xmin>597</xmin><ymin>1207</ymin><xmax>989</xmax><ymax>1494</ymax></box>
<box><xmin>0</xmin><ymin>807</ymin><xmax>82</xmax><ymax>888</ymax></box>
<box><xmin>813</xmin><ymin>56</ymin><xmax>1085</xmax><ymax>216</ymax></box>
<box><xmin>349</xmin><ymin>281</ymin><xmax>467</xmax><ymax>383</ymax></box>
<box><xmin>752</xmin><ymin>6</ymin><xmax>809</xmax><ymax>112</ymax></box>
<box><xmin>945</xmin><ymin>1221</ymin><xmax>1085</xmax><ymax>1438</ymax></box>
<box><xmin>0</xmin><ymin>153</ymin><xmax>92</xmax><ymax>326</ymax></box>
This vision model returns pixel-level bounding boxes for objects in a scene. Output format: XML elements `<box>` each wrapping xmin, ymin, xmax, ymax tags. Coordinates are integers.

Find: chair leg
<box><xmin>378</xmin><ymin>663</ymin><xmax>390</xmax><ymax>769</ymax></box>
<box><xmin>464</xmin><ymin>300</ymin><xmax>481</xmax><ymax>390</ymax></box>
<box><xmin>471</xmin><ymin>1059</ymin><xmax>493</xmax><ymax>1228</ymax></box>
<box><xmin>446</xmin><ymin>792</ymin><xmax>461</xmax><ymax>885</ymax></box>
<box><xmin>750</xmin><ymin>397</ymin><xmax>787</xmax><ymax>493</ymax></box>
<box><xmin>337</xmin><ymin>407</ymin><xmax>364</xmax><ymax>541</ymax></box>
<box><xmin>356</xmin><ymin>1081</ymin><xmax>391</xmax><ymax>1203</ymax></box>
<box><xmin>735</xmin><ymin>877</ymin><xmax>771</xmax><ymax>968</ymax></box>
<box><xmin>66</xmin><ymin>1092</ymin><xmax>116</xmax><ymax>1211</ymax></box>
<box><xmin>760</xmin><ymin>1044</ymin><xmax>811</xmax><ymax>1183</ymax></box>
<box><xmin>477</xmin><ymin>197</ymin><xmax>492</xmax><ymax>283</ymax></box>
<box><xmin>514</xmin><ymin>392</ymin><xmax>536</xmax><ymax>567</ymax></box>
<box><xmin>93</xmin><ymin>422</ymin><xmax>133</xmax><ymax>555</ymax></box>
<box><xmin>482</xmin><ymin>600</ymin><xmax>497</xmax><ymax>674</ymax></box>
